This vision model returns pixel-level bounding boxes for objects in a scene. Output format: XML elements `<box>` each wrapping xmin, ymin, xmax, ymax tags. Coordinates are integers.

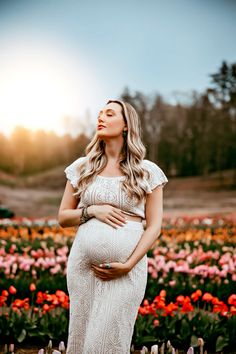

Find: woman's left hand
<box><xmin>91</xmin><ymin>261</ymin><xmax>131</xmax><ymax>281</ymax></box>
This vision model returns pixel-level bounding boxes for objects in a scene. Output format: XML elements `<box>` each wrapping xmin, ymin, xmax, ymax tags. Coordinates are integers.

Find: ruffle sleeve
<box><xmin>142</xmin><ymin>159</ymin><xmax>168</xmax><ymax>194</ymax></box>
<box><xmin>64</xmin><ymin>156</ymin><xmax>86</xmax><ymax>189</ymax></box>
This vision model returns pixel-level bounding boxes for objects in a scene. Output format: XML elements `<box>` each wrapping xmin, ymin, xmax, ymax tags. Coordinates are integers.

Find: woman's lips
<box><xmin>97</xmin><ymin>126</ymin><xmax>106</xmax><ymax>130</ymax></box>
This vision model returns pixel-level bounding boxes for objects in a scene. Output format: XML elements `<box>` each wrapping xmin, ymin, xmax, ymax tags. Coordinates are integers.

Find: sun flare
<box><xmin>0</xmin><ymin>41</ymin><xmax>96</xmax><ymax>136</ymax></box>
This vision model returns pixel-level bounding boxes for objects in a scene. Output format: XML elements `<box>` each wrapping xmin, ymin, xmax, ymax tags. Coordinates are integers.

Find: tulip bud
<box><xmin>38</xmin><ymin>350</ymin><xmax>44</xmax><ymax>354</ymax></box>
<box><xmin>151</xmin><ymin>344</ymin><xmax>158</xmax><ymax>354</ymax></box>
<box><xmin>30</xmin><ymin>283</ymin><xmax>36</xmax><ymax>291</ymax></box>
<box><xmin>160</xmin><ymin>343</ymin><xmax>165</xmax><ymax>354</ymax></box>
<box><xmin>9</xmin><ymin>285</ymin><xmax>17</xmax><ymax>295</ymax></box>
<box><xmin>187</xmin><ymin>347</ymin><xmax>194</xmax><ymax>354</ymax></box>
<box><xmin>48</xmin><ymin>340</ymin><xmax>53</xmax><ymax>349</ymax></box>
<box><xmin>9</xmin><ymin>344</ymin><xmax>14</xmax><ymax>352</ymax></box>
<box><xmin>198</xmin><ymin>338</ymin><xmax>204</xmax><ymax>346</ymax></box>
<box><xmin>198</xmin><ymin>338</ymin><xmax>204</xmax><ymax>354</ymax></box>
<box><xmin>59</xmin><ymin>341</ymin><xmax>65</xmax><ymax>352</ymax></box>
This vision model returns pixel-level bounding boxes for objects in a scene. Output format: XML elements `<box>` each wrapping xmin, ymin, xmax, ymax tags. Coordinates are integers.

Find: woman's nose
<box><xmin>98</xmin><ymin>116</ymin><xmax>105</xmax><ymax>123</ymax></box>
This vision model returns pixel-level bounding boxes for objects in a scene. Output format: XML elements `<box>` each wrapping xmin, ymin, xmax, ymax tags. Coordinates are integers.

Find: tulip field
<box><xmin>0</xmin><ymin>214</ymin><xmax>236</xmax><ymax>353</ymax></box>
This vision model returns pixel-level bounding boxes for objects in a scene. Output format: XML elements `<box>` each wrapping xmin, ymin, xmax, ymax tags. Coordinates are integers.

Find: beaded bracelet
<box><xmin>80</xmin><ymin>206</ymin><xmax>92</xmax><ymax>225</ymax></box>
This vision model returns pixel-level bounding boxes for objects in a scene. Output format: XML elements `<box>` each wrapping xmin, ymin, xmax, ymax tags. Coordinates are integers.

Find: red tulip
<box><xmin>202</xmin><ymin>292</ymin><xmax>213</xmax><ymax>302</ymax></box>
<box><xmin>153</xmin><ymin>319</ymin><xmax>160</xmax><ymax>326</ymax></box>
<box><xmin>2</xmin><ymin>290</ymin><xmax>9</xmax><ymax>297</ymax></box>
<box><xmin>229</xmin><ymin>306</ymin><xmax>236</xmax><ymax>315</ymax></box>
<box><xmin>9</xmin><ymin>286</ymin><xmax>17</xmax><ymax>295</ymax></box>
<box><xmin>176</xmin><ymin>295</ymin><xmax>185</xmax><ymax>304</ymax></box>
<box><xmin>42</xmin><ymin>304</ymin><xmax>50</xmax><ymax>312</ymax></box>
<box><xmin>228</xmin><ymin>294</ymin><xmax>236</xmax><ymax>306</ymax></box>
<box><xmin>30</xmin><ymin>283</ymin><xmax>36</xmax><ymax>291</ymax></box>
<box><xmin>160</xmin><ymin>290</ymin><xmax>166</xmax><ymax>298</ymax></box>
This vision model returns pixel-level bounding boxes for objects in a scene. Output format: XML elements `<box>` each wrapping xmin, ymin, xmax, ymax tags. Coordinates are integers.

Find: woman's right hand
<box><xmin>89</xmin><ymin>204</ymin><xmax>128</xmax><ymax>229</ymax></box>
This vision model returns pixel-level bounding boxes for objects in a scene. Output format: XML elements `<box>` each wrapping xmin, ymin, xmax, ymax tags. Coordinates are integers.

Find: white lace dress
<box><xmin>64</xmin><ymin>157</ymin><xmax>168</xmax><ymax>354</ymax></box>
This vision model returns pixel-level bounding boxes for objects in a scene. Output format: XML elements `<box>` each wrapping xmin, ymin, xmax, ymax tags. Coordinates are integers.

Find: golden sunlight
<box><xmin>0</xmin><ymin>41</ymin><xmax>95</xmax><ymax>136</ymax></box>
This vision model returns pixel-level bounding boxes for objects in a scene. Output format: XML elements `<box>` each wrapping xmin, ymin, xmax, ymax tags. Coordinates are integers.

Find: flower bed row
<box><xmin>135</xmin><ymin>290</ymin><xmax>236</xmax><ymax>352</ymax></box>
<box><xmin>0</xmin><ymin>218</ymin><xmax>235</xmax><ymax>300</ymax></box>
<box><xmin>0</xmin><ymin>215</ymin><xmax>235</xmax><ymax>351</ymax></box>
<box><xmin>1</xmin><ymin>285</ymin><xmax>236</xmax><ymax>351</ymax></box>
<box><xmin>1</xmin><ymin>213</ymin><xmax>236</xmax><ymax>228</ymax></box>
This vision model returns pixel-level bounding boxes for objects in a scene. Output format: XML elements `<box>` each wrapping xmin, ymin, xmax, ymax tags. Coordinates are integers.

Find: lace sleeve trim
<box><xmin>64</xmin><ymin>156</ymin><xmax>85</xmax><ymax>189</ymax></box>
<box><xmin>142</xmin><ymin>160</ymin><xmax>168</xmax><ymax>194</ymax></box>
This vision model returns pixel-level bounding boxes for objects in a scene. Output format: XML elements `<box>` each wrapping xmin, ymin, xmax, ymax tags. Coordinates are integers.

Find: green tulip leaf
<box><xmin>215</xmin><ymin>336</ymin><xmax>228</xmax><ymax>352</ymax></box>
<box><xmin>190</xmin><ymin>335</ymin><xmax>199</xmax><ymax>347</ymax></box>
<box><xmin>17</xmin><ymin>329</ymin><xmax>27</xmax><ymax>343</ymax></box>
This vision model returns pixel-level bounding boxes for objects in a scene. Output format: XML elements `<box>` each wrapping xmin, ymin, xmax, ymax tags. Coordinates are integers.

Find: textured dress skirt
<box><xmin>66</xmin><ymin>217</ymin><xmax>148</xmax><ymax>354</ymax></box>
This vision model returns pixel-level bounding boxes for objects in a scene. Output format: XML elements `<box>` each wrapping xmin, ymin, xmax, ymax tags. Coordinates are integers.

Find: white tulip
<box><xmin>9</xmin><ymin>344</ymin><xmax>14</xmax><ymax>352</ymax></box>
<box><xmin>187</xmin><ymin>347</ymin><xmax>194</xmax><ymax>354</ymax></box>
<box><xmin>151</xmin><ymin>344</ymin><xmax>158</xmax><ymax>354</ymax></box>
<box><xmin>48</xmin><ymin>340</ymin><xmax>53</xmax><ymax>349</ymax></box>
<box><xmin>59</xmin><ymin>341</ymin><xmax>65</xmax><ymax>351</ymax></box>
<box><xmin>38</xmin><ymin>350</ymin><xmax>44</xmax><ymax>354</ymax></box>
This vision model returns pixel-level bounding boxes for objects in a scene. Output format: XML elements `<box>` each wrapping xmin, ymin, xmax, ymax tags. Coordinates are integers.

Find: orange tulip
<box><xmin>163</xmin><ymin>302</ymin><xmax>178</xmax><ymax>316</ymax></box>
<box><xmin>191</xmin><ymin>289</ymin><xmax>202</xmax><ymax>302</ymax></box>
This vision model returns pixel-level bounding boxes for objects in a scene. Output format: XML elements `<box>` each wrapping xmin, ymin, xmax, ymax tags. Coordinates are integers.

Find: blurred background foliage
<box><xmin>0</xmin><ymin>60</ymin><xmax>235</xmax><ymax>184</ymax></box>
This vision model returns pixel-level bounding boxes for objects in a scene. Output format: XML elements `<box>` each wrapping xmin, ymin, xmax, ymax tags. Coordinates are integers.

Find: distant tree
<box><xmin>11</xmin><ymin>126</ymin><xmax>33</xmax><ymax>175</ymax></box>
<box><xmin>120</xmin><ymin>89</ymin><xmax>164</xmax><ymax>162</ymax></box>
<box><xmin>0</xmin><ymin>133</ymin><xmax>11</xmax><ymax>171</ymax></box>
<box><xmin>207</xmin><ymin>60</ymin><xmax>236</xmax><ymax>184</ymax></box>
<box><xmin>207</xmin><ymin>61</ymin><xmax>236</xmax><ymax>110</ymax></box>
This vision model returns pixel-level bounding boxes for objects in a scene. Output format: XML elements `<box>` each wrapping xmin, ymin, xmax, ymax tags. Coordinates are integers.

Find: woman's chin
<box><xmin>97</xmin><ymin>132</ymin><xmax>110</xmax><ymax>139</ymax></box>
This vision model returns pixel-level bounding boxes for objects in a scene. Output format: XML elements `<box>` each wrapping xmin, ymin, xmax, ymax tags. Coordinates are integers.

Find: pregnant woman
<box><xmin>58</xmin><ymin>99</ymin><xmax>168</xmax><ymax>354</ymax></box>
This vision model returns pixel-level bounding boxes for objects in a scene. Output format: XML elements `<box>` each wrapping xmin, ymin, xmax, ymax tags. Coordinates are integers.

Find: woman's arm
<box><xmin>58</xmin><ymin>181</ymin><xmax>93</xmax><ymax>228</ymax></box>
<box><xmin>125</xmin><ymin>186</ymin><xmax>164</xmax><ymax>270</ymax></box>
<box><xmin>58</xmin><ymin>181</ymin><xmax>126</xmax><ymax>228</ymax></box>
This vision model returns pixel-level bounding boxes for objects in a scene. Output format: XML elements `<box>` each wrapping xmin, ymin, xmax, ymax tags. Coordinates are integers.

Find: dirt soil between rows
<box><xmin>0</xmin><ymin>169</ymin><xmax>236</xmax><ymax>219</ymax></box>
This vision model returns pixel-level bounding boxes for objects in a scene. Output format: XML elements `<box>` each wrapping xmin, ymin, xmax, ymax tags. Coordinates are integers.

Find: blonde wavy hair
<box><xmin>72</xmin><ymin>99</ymin><xmax>152</xmax><ymax>204</ymax></box>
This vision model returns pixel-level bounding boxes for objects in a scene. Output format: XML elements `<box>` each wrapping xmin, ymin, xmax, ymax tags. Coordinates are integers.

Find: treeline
<box><xmin>0</xmin><ymin>60</ymin><xmax>235</xmax><ymax>179</ymax></box>
<box><xmin>121</xmin><ymin>60</ymin><xmax>236</xmax><ymax>178</ymax></box>
<box><xmin>0</xmin><ymin>130</ymin><xmax>90</xmax><ymax>176</ymax></box>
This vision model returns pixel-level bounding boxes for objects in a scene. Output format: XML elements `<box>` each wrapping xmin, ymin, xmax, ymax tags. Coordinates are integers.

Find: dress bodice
<box><xmin>64</xmin><ymin>156</ymin><xmax>168</xmax><ymax>220</ymax></box>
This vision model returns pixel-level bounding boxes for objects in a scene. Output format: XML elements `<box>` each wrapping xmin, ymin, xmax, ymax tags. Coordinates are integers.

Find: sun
<box><xmin>0</xmin><ymin>41</ymin><xmax>96</xmax><ymax>136</ymax></box>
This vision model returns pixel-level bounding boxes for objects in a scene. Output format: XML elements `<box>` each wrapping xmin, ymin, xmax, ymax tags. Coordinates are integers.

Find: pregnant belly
<box><xmin>76</xmin><ymin>219</ymin><xmax>143</xmax><ymax>265</ymax></box>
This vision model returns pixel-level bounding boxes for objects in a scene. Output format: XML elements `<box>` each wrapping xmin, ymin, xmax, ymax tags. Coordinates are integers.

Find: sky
<box><xmin>0</xmin><ymin>0</ymin><xmax>235</xmax><ymax>137</ymax></box>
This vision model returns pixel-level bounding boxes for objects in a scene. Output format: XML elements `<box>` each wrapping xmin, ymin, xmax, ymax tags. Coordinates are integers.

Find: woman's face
<box><xmin>97</xmin><ymin>102</ymin><xmax>127</xmax><ymax>138</ymax></box>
